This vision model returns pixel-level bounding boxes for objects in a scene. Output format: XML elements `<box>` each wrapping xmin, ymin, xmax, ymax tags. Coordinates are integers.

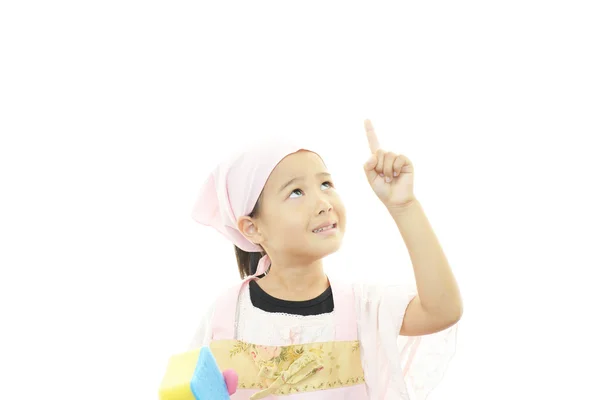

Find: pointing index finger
<box><xmin>364</xmin><ymin>119</ymin><xmax>380</xmax><ymax>154</ymax></box>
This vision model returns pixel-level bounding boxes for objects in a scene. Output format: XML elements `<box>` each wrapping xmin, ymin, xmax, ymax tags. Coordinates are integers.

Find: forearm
<box><xmin>387</xmin><ymin>199</ymin><xmax>463</xmax><ymax>318</ymax></box>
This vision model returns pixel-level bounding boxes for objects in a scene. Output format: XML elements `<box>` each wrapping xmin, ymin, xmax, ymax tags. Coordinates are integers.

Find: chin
<box><xmin>319</xmin><ymin>236</ymin><xmax>344</xmax><ymax>255</ymax></box>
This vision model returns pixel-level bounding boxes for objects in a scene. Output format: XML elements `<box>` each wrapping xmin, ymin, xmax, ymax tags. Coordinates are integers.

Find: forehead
<box><xmin>264</xmin><ymin>150</ymin><xmax>327</xmax><ymax>189</ymax></box>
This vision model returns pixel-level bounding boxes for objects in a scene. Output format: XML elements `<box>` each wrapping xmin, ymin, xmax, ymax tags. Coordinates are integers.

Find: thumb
<box><xmin>363</xmin><ymin>153</ymin><xmax>378</xmax><ymax>183</ymax></box>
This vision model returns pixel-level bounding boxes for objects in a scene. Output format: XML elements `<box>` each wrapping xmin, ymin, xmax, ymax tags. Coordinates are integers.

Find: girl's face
<box><xmin>243</xmin><ymin>150</ymin><xmax>346</xmax><ymax>264</ymax></box>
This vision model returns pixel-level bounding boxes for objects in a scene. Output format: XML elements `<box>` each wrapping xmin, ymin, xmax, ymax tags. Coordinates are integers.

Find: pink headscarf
<box><xmin>191</xmin><ymin>140</ymin><xmax>324</xmax><ymax>277</ymax></box>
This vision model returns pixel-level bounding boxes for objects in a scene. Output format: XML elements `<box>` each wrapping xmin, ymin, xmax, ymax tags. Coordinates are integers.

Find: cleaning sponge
<box><xmin>159</xmin><ymin>346</ymin><xmax>238</xmax><ymax>400</ymax></box>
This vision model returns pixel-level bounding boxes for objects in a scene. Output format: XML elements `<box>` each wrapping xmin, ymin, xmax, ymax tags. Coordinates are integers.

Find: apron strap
<box><xmin>329</xmin><ymin>276</ymin><xmax>359</xmax><ymax>341</ymax></box>
<box><xmin>211</xmin><ymin>276</ymin><xmax>256</xmax><ymax>340</ymax></box>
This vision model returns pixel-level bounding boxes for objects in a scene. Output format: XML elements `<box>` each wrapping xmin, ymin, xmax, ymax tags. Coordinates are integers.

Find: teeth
<box><xmin>314</xmin><ymin>224</ymin><xmax>335</xmax><ymax>233</ymax></box>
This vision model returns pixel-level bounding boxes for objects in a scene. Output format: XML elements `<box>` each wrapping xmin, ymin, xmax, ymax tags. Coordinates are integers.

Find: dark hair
<box><xmin>234</xmin><ymin>194</ymin><xmax>265</xmax><ymax>279</ymax></box>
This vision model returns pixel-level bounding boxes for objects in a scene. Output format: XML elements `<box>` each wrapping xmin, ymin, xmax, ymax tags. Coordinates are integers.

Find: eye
<box><xmin>289</xmin><ymin>181</ymin><xmax>334</xmax><ymax>198</ymax></box>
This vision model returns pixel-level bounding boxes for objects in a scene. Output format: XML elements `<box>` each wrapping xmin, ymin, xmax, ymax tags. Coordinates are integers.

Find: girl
<box><xmin>188</xmin><ymin>120</ymin><xmax>461</xmax><ymax>399</ymax></box>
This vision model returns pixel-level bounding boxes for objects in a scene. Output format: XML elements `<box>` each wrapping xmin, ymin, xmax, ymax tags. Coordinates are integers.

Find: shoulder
<box><xmin>187</xmin><ymin>281</ymin><xmax>244</xmax><ymax>350</ymax></box>
<box><xmin>187</xmin><ymin>299</ymin><xmax>217</xmax><ymax>350</ymax></box>
<box><xmin>348</xmin><ymin>281</ymin><xmax>418</xmax><ymax>336</ymax></box>
<box><xmin>350</xmin><ymin>280</ymin><xmax>417</xmax><ymax>305</ymax></box>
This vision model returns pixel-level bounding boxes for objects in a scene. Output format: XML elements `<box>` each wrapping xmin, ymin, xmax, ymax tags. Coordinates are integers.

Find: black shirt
<box><xmin>248</xmin><ymin>278</ymin><xmax>334</xmax><ymax>316</ymax></box>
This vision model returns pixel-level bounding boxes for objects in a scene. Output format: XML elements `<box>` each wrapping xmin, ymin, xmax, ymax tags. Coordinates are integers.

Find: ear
<box><xmin>237</xmin><ymin>216</ymin><xmax>263</xmax><ymax>245</ymax></box>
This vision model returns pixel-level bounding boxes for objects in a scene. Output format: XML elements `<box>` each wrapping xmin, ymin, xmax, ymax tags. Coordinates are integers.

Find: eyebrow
<box><xmin>279</xmin><ymin>172</ymin><xmax>331</xmax><ymax>193</ymax></box>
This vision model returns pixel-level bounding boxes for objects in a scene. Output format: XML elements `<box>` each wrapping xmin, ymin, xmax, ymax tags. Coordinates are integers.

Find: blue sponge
<box><xmin>190</xmin><ymin>347</ymin><xmax>231</xmax><ymax>400</ymax></box>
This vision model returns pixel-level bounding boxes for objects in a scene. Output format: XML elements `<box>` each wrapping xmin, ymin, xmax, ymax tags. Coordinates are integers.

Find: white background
<box><xmin>1</xmin><ymin>1</ymin><xmax>599</xmax><ymax>399</ymax></box>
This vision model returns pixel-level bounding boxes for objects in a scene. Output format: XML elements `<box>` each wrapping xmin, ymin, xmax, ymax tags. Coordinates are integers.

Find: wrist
<box><xmin>385</xmin><ymin>198</ymin><xmax>419</xmax><ymax>215</ymax></box>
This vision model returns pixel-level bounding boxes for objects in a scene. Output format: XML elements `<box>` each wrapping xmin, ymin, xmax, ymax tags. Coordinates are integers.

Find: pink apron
<box><xmin>208</xmin><ymin>276</ymin><xmax>370</xmax><ymax>399</ymax></box>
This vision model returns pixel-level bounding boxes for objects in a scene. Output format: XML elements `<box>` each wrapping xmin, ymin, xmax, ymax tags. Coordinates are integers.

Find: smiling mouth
<box><xmin>312</xmin><ymin>223</ymin><xmax>337</xmax><ymax>233</ymax></box>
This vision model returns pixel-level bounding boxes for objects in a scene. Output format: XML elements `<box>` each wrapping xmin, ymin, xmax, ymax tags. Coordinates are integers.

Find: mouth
<box><xmin>312</xmin><ymin>222</ymin><xmax>338</xmax><ymax>233</ymax></box>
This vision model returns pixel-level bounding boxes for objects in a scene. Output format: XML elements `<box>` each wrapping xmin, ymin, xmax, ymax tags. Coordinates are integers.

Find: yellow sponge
<box><xmin>158</xmin><ymin>348</ymin><xmax>201</xmax><ymax>400</ymax></box>
<box><xmin>159</xmin><ymin>346</ymin><xmax>236</xmax><ymax>400</ymax></box>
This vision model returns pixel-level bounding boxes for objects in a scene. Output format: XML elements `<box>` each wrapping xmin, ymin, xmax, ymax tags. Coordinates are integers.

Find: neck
<box><xmin>258</xmin><ymin>257</ymin><xmax>329</xmax><ymax>301</ymax></box>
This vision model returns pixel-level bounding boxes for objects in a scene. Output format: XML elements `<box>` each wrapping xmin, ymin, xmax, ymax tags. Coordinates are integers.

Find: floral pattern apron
<box><xmin>209</xmin><ymin>276</ymin><xmax>370</xmax><ymax>399</ymax></box>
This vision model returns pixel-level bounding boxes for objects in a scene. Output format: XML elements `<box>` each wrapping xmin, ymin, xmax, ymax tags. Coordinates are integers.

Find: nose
<box><xmin>318</xmin><ymin>200</ymin><xmax>333</xmax><ymax>215</ymax></box>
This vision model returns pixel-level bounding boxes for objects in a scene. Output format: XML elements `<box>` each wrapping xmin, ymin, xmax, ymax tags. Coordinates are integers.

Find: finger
<box><xmin>375</xmin><ymin>149</ymin><xmax>386</xmax><ymax>176</ymax></box>
<box><xmin>222</xmin><ymin>369</ymin><xmax>238</xmax><ymax>395</ymax></box>
<box><xmin>364</xmin><ymin>119</ymin><xmax>381</xmax><ymax>154</ymax></box>
<box><xmin>364</xmin><ymin>153</ymin><xmax>377</xmax><ymax>170</ymax></box>
<box><xmin>393</xmin><ymin>155</ymin><xmax>409</xmax><ymax>176</ymax></box>
<box><xmin>383</xmin><ymin>152</ymin><xmax>396</xmax><ymax>182</ymax></box>
<box><xmin>363</xmin><ymin>154</ymin><xmax>378</xmax><ymax>182</ymax></box>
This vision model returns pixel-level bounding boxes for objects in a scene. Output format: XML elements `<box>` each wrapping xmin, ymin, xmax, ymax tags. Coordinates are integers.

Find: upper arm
<box><xmin>399</xmin><ymin>294</ymin><xmax>461</xmax><ymax>336</ymax></box>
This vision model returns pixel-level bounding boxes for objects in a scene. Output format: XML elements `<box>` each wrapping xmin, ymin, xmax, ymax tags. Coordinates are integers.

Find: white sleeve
<box><xmin>187</xmin><ymin>300</ymin><xmax>216</xmax><ymax>351</ymax></box>
<box><xmin>353</xmin><ymin>282</ymin><xmax>458</xmax><ymax>400</ymax></box>
<box><xmin>353</xmin><ymin>281</ymin><xmax>417</xmax><ymax>342</ymax></box>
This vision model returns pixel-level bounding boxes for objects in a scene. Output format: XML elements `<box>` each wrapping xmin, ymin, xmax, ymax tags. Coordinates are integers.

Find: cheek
<box><xmin>335</xmin><ymin>201</ymin><xmax>346</xmax><ymax>228</ymax></box>
<box><xmin>271</xmin><ymin>221</ymin><xmax>312</xmax><ymax>250</ymax></box>
<box><xmin>288</xmin><ymin>219</ymin><xmax>309</xmax><ymax>235</ymax></box>
<box><xmin>268</xmin><ymin>215</ymin><xmax>307</xmax><ymax>238</ymax></box>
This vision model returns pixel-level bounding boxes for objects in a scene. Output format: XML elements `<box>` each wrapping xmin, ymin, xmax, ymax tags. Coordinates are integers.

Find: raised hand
<box><xmin>363</xmin><ymin>119</ymin><xmax>416</xmax><ymax>208</ymax></box>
